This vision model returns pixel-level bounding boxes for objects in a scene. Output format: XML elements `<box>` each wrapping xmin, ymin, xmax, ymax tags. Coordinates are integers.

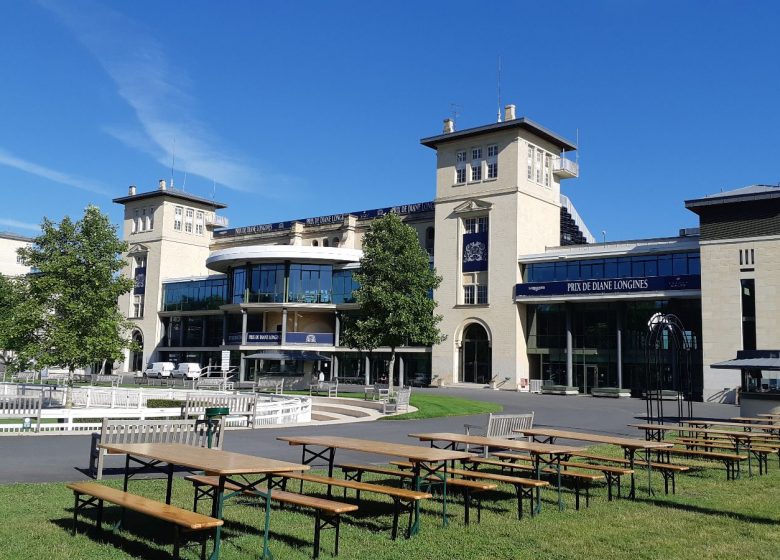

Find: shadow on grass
<box><xmin>635</xmin><ymin>497</ymin><xmax>780</xmax><ymax>526</ymax></box>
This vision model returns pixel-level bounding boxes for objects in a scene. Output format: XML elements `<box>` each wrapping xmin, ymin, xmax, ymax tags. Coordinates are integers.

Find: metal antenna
<box><xmin>450</xmin><ymin>103</ymin><xmax>461</xmax><ymax>123</ymax></box>
<box><xmin>497</xmin><ymin>55</ymin><xmax>502</xmax><ymax>123</ymax></box>
<box><xmin>170</xmin><ymin>137</ymin><xmax>176</xmax><ymax>189</ymax></box>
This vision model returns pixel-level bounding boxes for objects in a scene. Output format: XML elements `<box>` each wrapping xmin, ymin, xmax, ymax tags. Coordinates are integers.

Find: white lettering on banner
<box><xmin>566</xmin><ymin>278</ymin><xmax>649</xmax><ymax>293</ymax></box>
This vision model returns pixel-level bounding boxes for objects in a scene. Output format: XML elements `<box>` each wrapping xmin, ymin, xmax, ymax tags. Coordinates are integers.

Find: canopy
<box><xmin>711</xmin><ymin>357</ymin><xmax>780</xmax><ymax>371</ymax></box>
<box><xmin>245</xmin><ymin>351</ymin><xmax>331</xmax><ymax>361</ymax></box>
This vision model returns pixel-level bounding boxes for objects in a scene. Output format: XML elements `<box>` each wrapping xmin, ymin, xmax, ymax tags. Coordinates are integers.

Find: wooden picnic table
<box><xmin>682</xmin><ymin>419</ymin><xmax>780</xmax><ymax>433</ymax></box>
<box><xmin>758</xmin><ymin>412</ymin><xmax>780</xmax><ymax>418</ymax></box>
<box><xmin>99</xmin><ymin>442</ymin><xmax>306</xmax><ymax>560</ymax></box>
<box><xmin>512</xmin><ymin>428</ymin><xmax>673</xmax><ymax>499</ymax></box>
<box><xmin>731</xmin><ymin>416</ymin><xmax>780</xmax><ymax>425</ymax></box>
<box><xmin>407</xmin><ymin>432</ymin><xmax>580</xmax><ymax>512</ymax></box>
<box><xmin>276</xmin><ymin>435</ymin><xmax>473</xmax><ymax>536</ymax></box>
<box><xmin>629</xmin><ymin>423</ymin><xmax>777</xmax><ymax>477</ymax></box>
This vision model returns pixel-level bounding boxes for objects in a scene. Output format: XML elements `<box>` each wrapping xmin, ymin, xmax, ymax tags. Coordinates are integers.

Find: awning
<box><xmin>711</xmin><ymin>357</ymin><xmax>780</xmax><ymax>371</ymax></box>
<box><xmin>244</xmin><ymin>351</ymin><xmax>331</xmax><ymax>361</ymax></box>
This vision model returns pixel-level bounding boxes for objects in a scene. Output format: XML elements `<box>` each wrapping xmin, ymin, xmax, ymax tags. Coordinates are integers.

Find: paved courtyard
<box><xmin>0</xmin><ymin>387</ymin><xmax>737</xmax><ymax>484</ymax></box>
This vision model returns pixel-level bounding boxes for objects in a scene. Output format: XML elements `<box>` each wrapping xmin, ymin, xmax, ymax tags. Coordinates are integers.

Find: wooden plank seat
<box><xmin>389</xmin><ymin>461</ymin><xmax>548</xmax><ymax>520</ymax></box>
<box><xmin>334</xmin><ymin>463</ymin><xmax>494</xmax><ymax>525</ymax></box>
<box><xmin>462</xmin><ymin>456</ymin><xmax>602</xmax><ymax>509</ymax></box>
<box><xmin>277</xmin><ymin>471</ymin><xmax>431</xmax><ymax>539</ymax></box>
<box><xmin>569</xmin><ymin>452</ymin><xmax>690</xmax><ymax>494</ymax></box>
<box><xmin>67</xmin><ymin>482</ymin><xmax>222</xmax><ymax>560</ymax></box>
<box><xmin>673</xmin><ymin>438</ymin><xmax>776</xmax><ymax>474</ymax></box>
<box><xmin>185</xmin><ymin>475</ymin><xmax>357</xmax><ymax>558</ymax></box>
<box><xmin>660</xmin><ymin>448</ymin><xmax>747</xmax><ymax>480</ymax></box>
<box><xmin>489</xmin><ymin>452</ymin><xmax>632</xmax><ymax>501</ymax></box>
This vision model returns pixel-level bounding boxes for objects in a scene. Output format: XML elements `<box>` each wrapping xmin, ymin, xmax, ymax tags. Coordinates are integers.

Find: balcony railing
<box><xmin>553</xmin><ymin>157</ymin><xmax>579</xmax><ymax>179</ymax></box>
<box><xmin>206</xmin><ymin>214</ymin><xmax>229</xmax><ymax>227</ymax></box>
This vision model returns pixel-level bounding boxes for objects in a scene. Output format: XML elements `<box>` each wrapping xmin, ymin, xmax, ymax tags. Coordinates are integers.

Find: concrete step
<box><xmin>312</xmin><ymin>404</ymin><xmax>371</xmax><ymax>418</ymax></box>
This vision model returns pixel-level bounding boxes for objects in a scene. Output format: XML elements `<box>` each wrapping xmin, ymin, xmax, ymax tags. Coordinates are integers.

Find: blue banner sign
<box><xmin>133</xmin><ymin>267</ymin><xmax>146</xmax><ymax>295</ymax></box>
<box><xmin>214</xmin><ymin>201</ymin><xmax>435</xmax><ymax>238</ymax></box>
<box><xmin>515</xmin><ymin>274</ymin><xmax>701</xmax><ymax>298</ymax></box>
<box><xmin>227</xmin><ymin>332</ymin><xmax>282</xmax><ymax>344</ymax></box>
<box><xmin>462</xmin><ymin>231</ymin><xmax>488</xmax><ymax>272</ymax></box>
<box><xmin>286</xmin><ymin>332</ymin><xmax>335</xmax><ymax>345</ymax></box>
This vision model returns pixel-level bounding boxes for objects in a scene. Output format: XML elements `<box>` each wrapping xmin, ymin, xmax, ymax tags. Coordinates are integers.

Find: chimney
<box><xmin>504</xmin><ymin>104</ymin><xmax>516</xmax><ymax>121</ymax></box>
<box><xmin>443</xmin><ymin>118</ymin><xmax>455</xmax><ymax>134</ymax></box>
<box><xmin>158</xmin><ymin>179</ymin><xmax>167</xmax><ymax>191</ymax></box>
<box><xmin>128</xmin><ymin>185</ymin><xmax>136</xmax><ymax>196</ymax></box>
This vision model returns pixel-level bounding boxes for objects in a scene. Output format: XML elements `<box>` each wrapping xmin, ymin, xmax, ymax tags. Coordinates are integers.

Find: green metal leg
<box><xmin>260</xmin><ymin>480</ymin><xmax>273</xmax><ymax>560</ymax></box>
<box><xmin>209</xmin><ymin>476</ymin><xmax>226</xmax><ymax>560</ymax></box>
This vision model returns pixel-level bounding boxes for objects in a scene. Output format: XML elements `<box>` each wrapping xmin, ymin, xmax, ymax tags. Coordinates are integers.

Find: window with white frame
<box><xmin>527</xmin><ymin>142</ymin><xmax>553</xmax><ymax>187</ymax></box>
<box><xmin>134</xmin><ymin>255</ymin><xmax>147</xmax><ymax>269</ymax></box>
<box><xmin>455</xmin><ymin>150</ymin><xmax>467</xmax><ymax>184</ymax></box>
<box><xmin>132</xmin><ymin>209</ymin><xmax>140</xmax><ymax>233</ymax></box>
<box><xmin>463</xmin><ymin>272</ymin><xmax>488</xmax><ymax>305</ymax></box>
<box><xmin>132</xmin><ymin>295</ymin><xmax>144</xmax><ymax>318</ymax></box>
<box><xmin>535</xmin><ymin>148</ymin><xmax>543</xmax><ymax>183</ymax></box>
<box><xmin>487</xmin><ymin>144</ymin><xmax>498</xmax><ymax>179</ymax></box>
<box><xmin>147</xmin><ymin>207</ymin><xmax>154</xmax><ymax>230</ymax></box>
<box><xmin>471</xmin><ymin>147</ymin><xmax>482</xmax><ymax>181</ymax></box>
<box><xmin>16</xmin><ymin>254</ymin><xmax>23</xmax><ymax>264</ymax></box>
<box><xmin>139</xmin><ymin>208</ymin><xmax>147</xmax><ymax>232</ymax></box>
<box><xmin>464</xmin><ymin>216</ymin><xmax>489</xmax><ymax>234</ymax></box>
<box><xmin>174</xmin><ymin>206</ymin><xmax>183</xmax><ymax>231</ymax></box>
<box><xmin>544</xmin><ymin>154</ymin><xmax>551</xmax><ymax>187</ymax></box>
<box><xmin>184</xmin><ymin>208</ymin><xmax>194</xmax><ymax>233</ymax></box>
<box><xmin>527</xmin><ymin>145</ymin><xmax>534</xmax><ymax>180</ymax></box>
<box><xmin>195</xmin><ymin>211</ymin><xmax>205</xmax><ymax>235</ymax></box>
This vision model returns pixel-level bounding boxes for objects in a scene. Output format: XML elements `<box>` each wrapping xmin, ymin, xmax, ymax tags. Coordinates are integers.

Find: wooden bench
<box><xmin>336</xmin><ymin>463</ymin><xmax>495</xmax><ymax>524</ymax></box>
<box><xmin>195</xmin><ymin>377</ymin><xmax>234</xmax><ymax>391</ymax></box>
<box><xmin>309</xmin><ymin>380</ymin><xmax>338</xmax><ymax>397</ymax></box>
<box><xmin>490</xmin><ymin>452</ymin><xmax>633</xmax><ymax>501</ymax></box>
<box><xmin>363</xmin><ymin>383</ymin><xmax>390</xmax><ymax>401</ymax></box>
<box><xmin>278</xmin><ymin>471</ymin><xmax>431</xmax><ymax>539</ymax></box>
<box><xmin>0</xmin><ymin>395</ymin><xmax>42</xmax><ymax>432</ymax></box>
<box><xmin>382</xmin><ymin>387</ymin><xmax>411</xmax><ymax>414</ymax></box>
<box><xmin>90</xmin><ymin>374</ymin><xmax>121</xmax><ymax>387</ymax></box>
<box><xmin>186</xmin><ymin>475</ymin><xmax>357</xmax><ymax>558</ymax></box>
<box><xmin>255</xmin><ymin>378</ymin><xmax>284</xmax><ymax>394</ymax></box>
<box><xmin>90</xmin><ymin>418</ymin><xmax>224</xmax><ymax>480</ymax></box>
<box><xmin>464</xmin><ymin>412</ymin><xmax>534</xmax><ymax>440</ymax></box>
<box><xmin>182</xmin><ymin>393</ymin><xmax>256</xmax><ymax>428</ymax></box>
<box><xmin>570</xmin><ymin>451</ymin><xmax>690</xmax><ymax>494</ymax></box>
<box><xmin>67</xmin><ymin>482</ymin><xmax>222</xmax><ymax>560</ymax></box>
<box><xmin>389</xmin><ymin>460</ymin><xmax>548</xmax><ymax>520</ymax></box>
<box><xmin>661</xmin><ymin>448</ymin><xmax>747</xmax><ymax>479</ymax></box>
<box><xmin>673</xmin><ymin>438</ymin><xmax>776</xmax><ymax>474</ymax></box>
<box><xmin>463</xmin><ymin>456</ymin><xmax>603</xmax><ymax>509</ymax></box>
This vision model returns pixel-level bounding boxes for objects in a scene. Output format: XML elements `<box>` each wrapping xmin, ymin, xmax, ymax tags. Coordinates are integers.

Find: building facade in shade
<box><xmin>112</xmin><ymin>107</ymin><xmax>777</xmax><ymax>403</ymax></box>
<box><xmin>0</xmin><ymin>232</ymin><xmax>33</xmax><ymax>276</ymax></box>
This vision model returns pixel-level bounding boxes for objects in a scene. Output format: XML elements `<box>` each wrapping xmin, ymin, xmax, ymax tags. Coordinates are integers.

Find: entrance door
<box><xmin>130</xmin><ymin>331</ymin><xmax>144</xmax><ymax>372</ymax></box>
<box><xmin>461</xmin><ymin>323</ymin><xmax>492</xmax><ymax>384</ymax></box>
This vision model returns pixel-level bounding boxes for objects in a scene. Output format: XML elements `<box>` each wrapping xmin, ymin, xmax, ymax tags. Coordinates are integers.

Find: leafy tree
<box><xmin>343</xmin><ymin>213</ymin><xmax>444</xmax><ymax>390</ymax></box>
<box><xmin>16</xmin><ymin>206</ymin><xmax>135</xmax><ymax>400</ymax></box>
<box><xmin>0</xmin><ymin>274</ymin><xmax>45</xmax><ymax>376</ymax></box>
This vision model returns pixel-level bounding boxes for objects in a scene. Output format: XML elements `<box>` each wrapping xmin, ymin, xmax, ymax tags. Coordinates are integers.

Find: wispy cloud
<box><xmin>40</xmin><ymin>0</ymin><xmax>293</xmax><ymax>194</ymax></box>
<box><xmin>0</xmin><ymin>148</ymin><xmax>110</xmax><ymax>195</ymax></box>
<box><xmin>0</xmin><ymin>218</ymin><xmax>40</xmax><ymax>232</ymax></box>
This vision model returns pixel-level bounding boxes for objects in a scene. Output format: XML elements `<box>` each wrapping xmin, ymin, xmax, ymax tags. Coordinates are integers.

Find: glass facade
<box><xmin>524</xmin><ymin>252</ymin><xmax>700</xmax><ymax>283</ymax></box>
<box><xmin>332</xmin><ymin>269</ymin><xmax>360</xmax><ymax>303</ymax></box>
<box><xmin>526</xmin><ymin>299</ymin><xmax>703</xmax><ymax>398</ymax></box>
<box><xmin>162</xmin><ymin>277</ymin><xmax>228</xmax><ymax>311</ymax></box>
<box><xmin>226</xmin><ymin>263</ymin><xmax>359</xmax><ymax>304</ymax></box>
<box><xmin>162</xmin><ymin>315</ymin><xmax>224</xmax><ymax>347</ymax></box>
<box><xmin>288</xmin><ymin>264</ymin><xmax>333</xmax><ymax>303</ymax></box>
<box><xmin>249</xmin><ymin>264</ymin><xmax>285</xmax><ymax>303</ymax></box>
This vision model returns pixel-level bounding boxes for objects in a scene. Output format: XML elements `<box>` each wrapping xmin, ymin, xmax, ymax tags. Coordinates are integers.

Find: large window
<box><xmin>184</xmin><ymin>208</ymin><xmax>194</xmax><ymax>233</ymax></box>
<box><xmin>527</xmin><ymin>142</ymin><xmax>553</xmax><ymax>187</ymax></box>
<box><xmin>333</xmin><ymin>269</ymin><xmax>360</xmax><ymax>303</ymax></box>
<box><xmin>463</xmin><ymin>272</ymin><xmax>488</xmax><ymax>304</ymax></box>
<box><xmin>455</xmin><ymin>150</ymin><xmax>467</xmax><ymax>184</ymax></box>
<box><xmin>741</xmin><ymin>279</ymin><xmax>756</xmax><ymax>350</ymax></box>
<box><xmin>195</xmin><ymin>211</ymin><xmax>204</xmax><ymax>235</ymax></box>
<box><xmin>132</xmin><ymin>295</ymin><xmax>144</xmax><ymax>318</ymax></box>
<box><xmin>249</xmin><ymin>264</ymin><xmax>286</xmax><ymax>303</ymax></box>
<box><xmin>470</xmin><ymin>147</ymin><xmax>482</xmax><ymax>182</ymax></box>
<box><xmin>163</xmin><ymin>276</ymin><xmax>229</xmax><ymax>311</ymax></box>
<box><xmin>288</xmin><ymin>264</ymin><xmax>333</xmax><ymax>303</ymax></box>
<box><xmin>525</xmin><ymin>252</ymin><xmax>701</xmax><ymax>283</ymax></box>
<box><xmin>464</xmin><ymin>216</ymin><xmax>489</xmax><ymax>234</ymax></box>
<box><xmin>487</xmin><ymin>144</ymin><xmax>498</xmax><ymax>179</ymax></box>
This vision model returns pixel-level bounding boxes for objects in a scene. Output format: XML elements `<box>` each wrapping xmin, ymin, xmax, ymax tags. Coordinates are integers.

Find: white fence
<box><xmin>0</xmin><ymin>383</ymin><xmax>311</xmax><ymax>433</ymax></box>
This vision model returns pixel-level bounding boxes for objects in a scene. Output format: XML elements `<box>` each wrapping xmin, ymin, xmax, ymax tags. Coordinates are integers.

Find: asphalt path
<box><xmin>0</xmin><ymin>387</ymin><xmax>737</xmax><ymax>484</ymax></box>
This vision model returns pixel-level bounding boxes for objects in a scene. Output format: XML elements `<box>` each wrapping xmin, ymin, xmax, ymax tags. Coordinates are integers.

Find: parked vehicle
<box><xmin>172</xmin><ymin>362</ymin><xmax>203</xmax><ymax>379</ymax></box>
<box><xmin>144</xmin><ymin>362</ymin><xmax>175</xmax><ymax>378</ymax></box>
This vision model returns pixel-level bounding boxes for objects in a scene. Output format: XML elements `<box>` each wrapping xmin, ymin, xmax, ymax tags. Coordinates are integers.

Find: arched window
<box><xmin>323</xmin><ymin>238</ymin><xmax>329</xmax><ymax>247</ymax></box>
<box><xmin>312</xmin><ymin>240</ymin><xmax>319</xmax><ymax>247</ymax></box>
<box><xmin>332</xmin><ymin>237</ymin><xmax>340</xmax><ymax>247</ymax></box>
<box><xmin>425</xmin><ymin>227</ymin><xmax>435</xmax><ymax>256</ymax></box>
<box><xmin>130</xmin><ymin>330</ymin><xmax>144</xmax><ymax>373</ymax></box>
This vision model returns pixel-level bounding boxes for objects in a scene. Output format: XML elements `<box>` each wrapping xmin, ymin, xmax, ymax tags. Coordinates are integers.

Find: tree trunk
<box><xmin>65</xmin><ymin>366</ymin><xmax>74</xmax><ymax>409</ymax></box>
<box><xmin>388</xmin><ymin>348</ymin><xmax>396</xmax><ymax>394</ymax></box>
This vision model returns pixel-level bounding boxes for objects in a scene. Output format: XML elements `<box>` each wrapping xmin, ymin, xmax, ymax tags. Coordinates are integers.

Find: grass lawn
<box><xmin>287</xmin><ymin>391</ymin><xmax>503</xmax><ymax>421</ymax></box>
<box><xmin>1</xmin><ymin>444</ymin><xmax>778</xmax><ymax>560</ymax></box>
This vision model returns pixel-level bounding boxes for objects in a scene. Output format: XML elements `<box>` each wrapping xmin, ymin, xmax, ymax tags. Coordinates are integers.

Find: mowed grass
<box><xmin>1</xmin><ymin>444</ymin><xmax>778</xmax><ymax>560</ymax></box>
<box><xmin>381</xmin><ymin>394</ymin><xmax>502</xmax><ymax>420</ymax></box>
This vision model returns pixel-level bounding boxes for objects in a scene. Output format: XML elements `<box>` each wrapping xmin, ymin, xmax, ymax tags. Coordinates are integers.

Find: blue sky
<box><xmin>1</xmin><ymin>0</ymin><xmax>779</xmax><ymax>242</ymax></box>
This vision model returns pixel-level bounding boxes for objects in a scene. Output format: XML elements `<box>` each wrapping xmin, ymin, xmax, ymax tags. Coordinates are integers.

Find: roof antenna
<box><xmin>170</xmin><ymin>137</ymin><xmax>176</xmax><ymax>189</ymax></box>
<box><xmin>497</xmin><ymin>55</ymin><xmax>502</xmax><ymax>123</ymax></box>
<box><xmin>449</xmin><ymin>102</ymin><xmax>461</xmax><ymax>125</ymax></box>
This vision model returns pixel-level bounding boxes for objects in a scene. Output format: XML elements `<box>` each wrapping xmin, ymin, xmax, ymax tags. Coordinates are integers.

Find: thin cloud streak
<box><xmin>0</xmin><ymin>218</ymin><xmax>41</xmax><ymax>232</ymax></box>
<box><xmin>0</xmin><ymin>148</ymin><xmax>110</xmax><ymax>196</ymax></box>
<box><xmin>40</xmin><ymin>0</ymin><xmax>282</xmax><ymax>194</ymax></box>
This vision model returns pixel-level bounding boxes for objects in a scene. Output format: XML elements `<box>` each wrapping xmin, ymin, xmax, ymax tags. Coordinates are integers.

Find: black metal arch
<box><xmin>644</xmin><ymin>313</ymin><xmax>694</xmax><ymax>424</ymax></box>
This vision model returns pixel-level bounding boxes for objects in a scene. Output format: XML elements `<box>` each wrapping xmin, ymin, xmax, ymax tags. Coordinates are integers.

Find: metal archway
<box><xmin>644</xmin><ymin>313</ymin><xmax>694</xmax><ymax>425</ymax></box>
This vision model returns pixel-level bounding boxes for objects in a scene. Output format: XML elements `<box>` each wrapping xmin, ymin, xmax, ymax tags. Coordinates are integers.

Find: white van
<box><xmin>172</xmin><ymin>362</ymin><xmax>203</xmax><ymax>379</ymax></box>
<box><xmin>144</xmin><ymin>362</ymin><xmax>175</xmax><ymax>378</ymax></box>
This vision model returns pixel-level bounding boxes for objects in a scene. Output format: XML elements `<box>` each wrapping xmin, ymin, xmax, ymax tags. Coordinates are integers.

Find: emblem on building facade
<box><xmin>464</xmin><ymin>241</ymin><xmax>486</xmax><ymax>262</ymax></box>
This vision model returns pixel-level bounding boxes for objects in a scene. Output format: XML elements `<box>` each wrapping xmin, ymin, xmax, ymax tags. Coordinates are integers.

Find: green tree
<box><xmin>343</xmin><ymin>213</ymin><xmax>444</xmax><ymax>390</ymax></box>
<box><xmin>0</xmin><ymin>274</ymin><xmax>45</xmax><ymax>376</ymax></box>
<box><xmin>16</xmin><ymin>206</ymin><xmax>135</xmax><ymax>400</ymax></box>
